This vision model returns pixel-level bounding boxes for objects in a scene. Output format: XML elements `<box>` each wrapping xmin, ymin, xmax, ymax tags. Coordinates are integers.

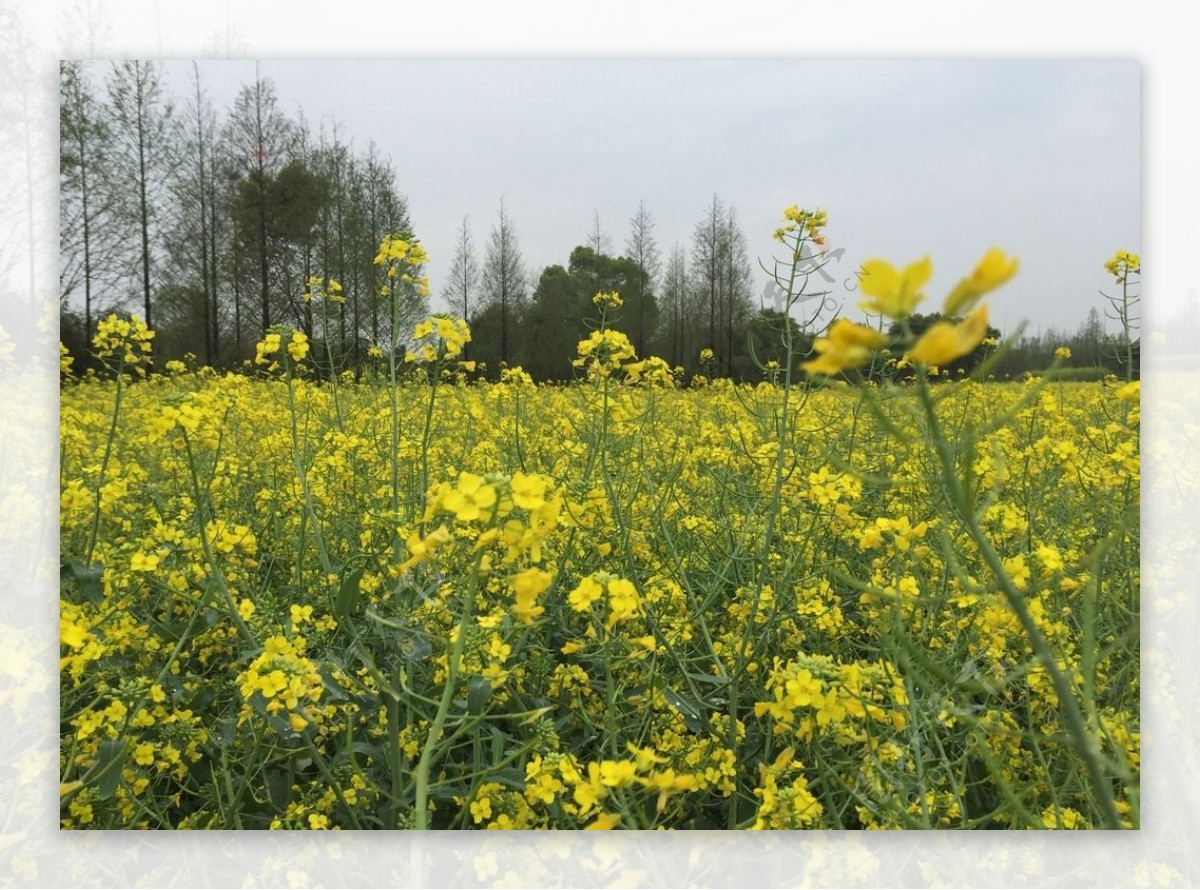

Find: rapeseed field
<box><xmin>59</xmin><ymin>210</ymin><xmax>1139</xmax><ymax>830</ymax></box>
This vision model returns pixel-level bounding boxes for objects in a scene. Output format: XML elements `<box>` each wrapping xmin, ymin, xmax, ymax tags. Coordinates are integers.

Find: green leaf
<box><xmin>265</xmin><ymin>767</ymin><xmax>291</xmax><ymax>813</ymax></box>
<box><xmin>334</xmin><ymin>566</ymin><xmax>364</xmax><ymax>618</ymax></box>
<box><xmin>683</xmin><ymin>671</ymin><xmax>731</xmax><ymax>689</ymax></box>
<box><xmin>94</xmin><ymin>739</ymin><xmax>126</xmax><ymax>800</ymax></box>
<box><xmin>487</xmin><ymin>767</ymin><xmax>526</xmax><ymax>791</ymax></box>
<box><xmin>61</xmin><ymin>559</ymin><xmax>104</xmax><ymax>605</ymax></box>
<box><xmin>467</xmin><ymin>676</ymin><xmax>491</xmax><ymax>716</ymax></box>
<box><xmin>662</xmin><ymin>687</ymin><xmax>707</xmax><ymax>733</ymax></box>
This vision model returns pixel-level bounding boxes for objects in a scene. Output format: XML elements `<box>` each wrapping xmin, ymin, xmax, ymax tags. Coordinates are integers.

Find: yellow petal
<box><xmin>584</xmin><ymin>812</ymin><xmax>622</xmax><ymax>830</ymax></box>
<box><xmin>858</xmin><ymin>260</ymin><xmax>899</xmax><ymax>298</ymax></box>
<box><xmin>829</xmin><ymin>318</ymin><xmax>888</xmax><ymax>349</ymax></box>
<box><xmin>903</xmin><ymin>255</ymin><xmax>933</xmax><ymax>289</ymax></box>
<box><xmin>944</xmin><ymin>248</ymin><xmax>1018</xmax><ymax>316</ymax></box>
<box><xmin>910</xmin><ymin>306</ymin><xmax>990</xmax><ymax>366</ymax></box>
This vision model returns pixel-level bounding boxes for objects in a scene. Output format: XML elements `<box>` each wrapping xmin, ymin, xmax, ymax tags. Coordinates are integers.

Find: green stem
<box><xmin>84</xmin><ymin>356</ymin><xmax>126</xmax><ymax>565</ymax></box>
<box><xmin>914</xmin><ymin>371</ymin><xmax>1122</xmax><ymax>829</ymax></box>
<box><xmin>418</xmin><ymin>365</ymin><xmax>440</xmax><ymax>520</ymax></box>
<box><xmin>285</xmin><ymin>362</ymin><xmax>332</xmax><ymax>574</ymax></box>
<box><xmin>181</xmin><ymin>431</ymin><xmax>256</xmax><ymax>647</ymax></box>
<box><xmin>412</xmin><ymin>562</ymin><xmax>479</xmax><ymax>829</ymax></box>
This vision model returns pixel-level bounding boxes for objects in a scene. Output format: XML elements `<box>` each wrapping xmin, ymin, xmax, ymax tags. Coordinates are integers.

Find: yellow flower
<box><xmin>1104</xmin><ymin>249</ymin><xmax>1140</xmax><ymax>281</ymax></box>
<box><xmin>605</xmin><ymin>577</ymin><xmax>642</xmax><ymax>629</ymax></box>
<box><xmin>130</xmin><ymin>550</ymin><xmax>160</xmax><ymax>572</ymax></box>
<box><xmin>598</xmin><ymin>759</ymin><xmax>638</xmax><ymax>787</ymax></box>
<box><xmin>442</xmin><ymin>472</ymin><xmax>498</xmax><ymax>523</ymax></box>
<box><xmin>568</xmin><ymin>576</ymin><xmax>605</xmax><ymax>612</ymax></box>
<box><xmin>511</xmin><ymin>472</ymin><xmax>548</xmax><ymax>511</ymax></box>
<box><xmin>802</xmin><ymin>319</ymin><xmax>888</xmax><ymax>376</ymax></box>
<box><xmin>255</xmin><ymin>331</ymin><xmax>282</xmax><ymax>366</ymax></box>
<box><xmin>943</xmin><ymin>248</ymin><xmax>1019</xmax><ymax>316</ymax></box>
<box><xmin>287</xmin><ymin>331</ymin><xmax>309</xmax><ymax>363</ymax></box>
<box><xmin>584</xmin><ymin>812</ymin><xmax>622</xmax><ymax>830</ymax></box>
<box><xmin>397</xmin><ymin>525</ymin><xmax>451</xmax><ymax>573</ymax></box>
<box><xmin>510</xmin><ymin>568</ymin><xmax>554</xmax><ymax>624</ymax></box>
<box><xmin>909</xmin><ymin>305</ymin><xmax>990</xmax><ymax>367</ymax></box>
<box><xmin>858</xmin><ymin>256</ymin><xmax>932</xmax><ymax>318</ymax></box>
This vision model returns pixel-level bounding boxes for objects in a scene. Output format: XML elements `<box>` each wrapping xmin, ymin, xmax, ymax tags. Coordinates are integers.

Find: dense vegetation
<box><xmin>59</xmin><ymin>208</ymin><xmax>1140</xmax><ymax>830</ymax></box>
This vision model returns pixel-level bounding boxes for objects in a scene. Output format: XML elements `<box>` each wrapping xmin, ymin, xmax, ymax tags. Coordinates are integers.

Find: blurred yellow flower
<box><xmin>910</xmin><ymin>305</ymin><xmax>990</xmax><ymax>367</ymax></box>
<box><xmin>802</xmin><ymin>319</ymin><xmax>888</xmax><ymax>376</ymax></box>
<box><xmin>858</xmin><ymin>256</ymin><xmax>932</xmax><ymax>318</ymax></box>
<box><xmin>943</xmin><ymin>248</ymin><xmax>1019</xmax><ymax>316</ymax></box>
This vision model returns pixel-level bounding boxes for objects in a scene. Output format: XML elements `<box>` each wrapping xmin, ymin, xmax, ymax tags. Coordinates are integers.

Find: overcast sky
<box><xmin>160</xmin><ymin>59</ymin><xmax>1140</xmax><ymax>337</ymax></box>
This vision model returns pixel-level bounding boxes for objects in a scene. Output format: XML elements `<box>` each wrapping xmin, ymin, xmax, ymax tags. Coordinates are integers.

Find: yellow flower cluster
<box><xmin>801</xmin><ymin>238</ymin><xmax>1018</xmax><ymax>376</ymax></box>
<box><xmin>254</xmin><ymin>327</ymin><xmax>309</xmax><ymax>369</ymax></box>
<box><xmin>373</xmin><ymin>232</ymin><xmax>431</xmax><ymax>296</ymax></box>
<box><xmin>773</xmin><ymin>205</ymin><xmax>827</xmax><ymax>244</ymax></box>
<box><xmin>1103</xmin><ymin>249</ymin><xmax>1140</xmax><ymax>283</ymax></box>
<box><xmin>408</xmin><ymin>471</ymin><xmax>565</xmax><ymax>578</ymax></box>
<box><xmin>567</xmin><ymin>571</ymin><xmax>643</xmax><ymax>630</ymax></box>
<box><xmin>623</xmin><ymin>355</ymin><xmax>676</xmax><ymax>386</ymax></box>
<box><xmin>407</xmin><ymin>315</ymin><xmax>472</xmax><ymax>364</ymax></box>
<box><xmin>802</xmin><ymin>319</ymin><xmax>888</xmax><ymax>376</ymax></box>
<box><xmin>573</xmin><ymin>329</ymin><xmax>637</xmax><ymax>377</ymax></box>
<box><xmin>92</xmin><ymin>313</ymin><xmax>155</xmax><ymax>368</ymax></box>
<box><xmin>561</xmin><ymin>743</ymin><xmax>697</xmax><ymax>826</ymax></box>
<box><xmin>750</xmin><ymin>747</ymin><xmax>824</xmax><ymax>829</ymax></box>
<box><xmin>236</xmin><ymin>635</ymin><xmax>324</xmax><ymax>731</ymax></box>
<box><xmin>755</xmin><ymin>654</ymin><xmax>908</xmax><ymax>739</ymax></box>
<box><xmin>303</xmin><ymin>276</ymin><xmax>345</xmax><ymax>304</ymax></box>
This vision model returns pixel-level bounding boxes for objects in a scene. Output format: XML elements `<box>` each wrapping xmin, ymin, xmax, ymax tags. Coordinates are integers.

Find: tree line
<box><xmin>60</xmin><ymin>61</ymin><xmax>1139</xmax><ymax>384</ymax></box>
<box><xmin>58</xmin><ymin>61</ymin><xmax>778</xmax><ymax>381</ymax></box>
<box><xmin>60</xmin><ymin>60</ymin><xmax>419</xmax><ymax>373</ymax></box>
<box><xmin>450</xmin><ymin>193</ymin><xmax>778</xmax><ymax>381</ymax></box>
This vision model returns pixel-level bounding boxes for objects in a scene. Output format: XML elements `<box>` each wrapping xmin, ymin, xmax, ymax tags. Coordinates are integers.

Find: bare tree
<box><xmin>657</xmin><ymin>244</ymin><xmax>689</xmax><ymax>368</ymax></box>
<box><xmin>60</xmin><ymin>60</ymin><xmax>121</xmax><ymax>344</ymax></box>
<box><xmin>226</xmin><ymin>63</ymin><xmax>293</xmax><ymax>331</ymax></box>
<box><xmin>587</xmin><ymin>208</ymin><xmax>612</xmax><ymax>256</ymax></box>
<box><xmin>721</xmin><ymin>203</ymin><xmax>753</xmax><ymax>374</ymax></box>
<box><xmin>444</xmin><ymin>215</ymin><xmax>480</xmax><ymax>321</ymax></box>
<box><xmin>625</xmin><ymin>199</ymin><xmax>660</xmax><ymax>355</ymax></box>
<box><xmin>691</xmin><ymin>193</ymin><xmax>725</xmax><ymax>369</ymax></box>
<box><xmin>106</xmin><ymin>59</ymin><xmax>173</xmax><ymax>331</ymax></box>
<box><xmin>481</xmin><ymin>198</ymin><xmax>527</xmax><ymax>365</ymax></box>
<box><xmin>159</xmin><ymin>62</ymin><xmax>220</xmax><ymax>362</ymax></box>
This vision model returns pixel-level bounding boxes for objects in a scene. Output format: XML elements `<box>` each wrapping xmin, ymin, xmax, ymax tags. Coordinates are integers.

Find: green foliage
<box><xmin>1041</xmin><ymin>366</ymin><xmax>1112</xmax><ymax>382</ymax></box>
